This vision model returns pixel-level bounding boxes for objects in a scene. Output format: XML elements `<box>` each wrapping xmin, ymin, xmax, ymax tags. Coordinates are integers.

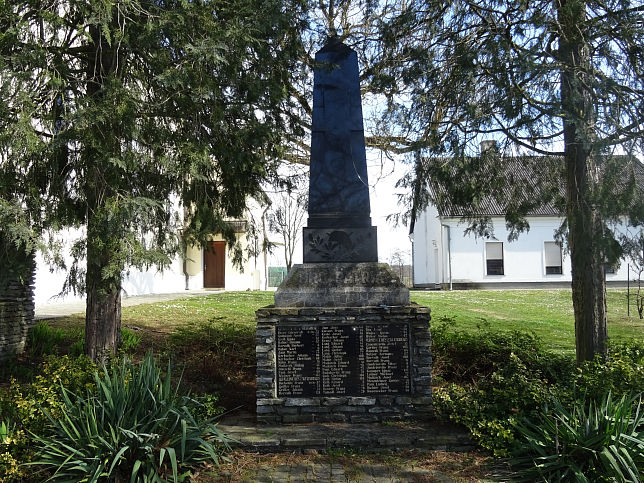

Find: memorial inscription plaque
<box><xmin>275</xmin><ymin>326</ymin><xmax>320</xmax><ymax>396</ymax></box>
<box><xmin>275</xmin><ymin>323</ymin><xmax>411</xmax><ymax>397</ymax></box>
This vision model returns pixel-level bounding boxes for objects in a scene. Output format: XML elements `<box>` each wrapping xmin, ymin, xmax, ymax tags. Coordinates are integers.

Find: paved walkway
<box><xmin>222</xmin><ymin>461</ymin><xmax>460</xmax><ymax>482</ymax></box>
<box><xmin>34</xmin><ymin>289</ymin><xmax>217</xmax><ymax>319</ymax></box>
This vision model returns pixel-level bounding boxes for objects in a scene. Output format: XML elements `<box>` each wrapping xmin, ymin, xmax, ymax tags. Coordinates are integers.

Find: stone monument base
<box><xmin>255</xmin><ymin>303</ymin><xmax>431</xmax><ymax>424</ymax></box>
<box><xmin>274</xmin><ymin>263</ymin><xmax>409</xmax><ymax>307</ymax></box>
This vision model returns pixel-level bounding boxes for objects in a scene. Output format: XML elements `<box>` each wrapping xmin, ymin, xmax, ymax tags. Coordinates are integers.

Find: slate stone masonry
<box><xmin>0</xmin><ymin>266</ymin><xmax>36</xmax><ymax>360</ymax></box>
<box><xmin>256</xmin><ymin>304</ymin><xmax>431</xmax><ymax>424</ymax></box>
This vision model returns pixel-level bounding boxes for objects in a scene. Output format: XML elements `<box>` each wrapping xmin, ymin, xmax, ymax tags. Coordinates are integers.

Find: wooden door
<box><xmin>203</xmin><ymin>241</ymin><xmax>225</xmax><ymax>288</ymax></box>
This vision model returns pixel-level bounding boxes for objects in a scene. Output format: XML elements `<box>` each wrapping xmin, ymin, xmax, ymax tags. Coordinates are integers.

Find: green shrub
<box><xmin>3</xmin><ymin>355</ymin><xmax>96</xmax><ymax>432</ymax></box>
<box><xmin>0</xmin><ymin>419</ymin><xmax>30</xmax><ymax>482</ymax></box>
<box><xmin>30</xmin><ymin>352</ymin><xmax>232</xmax><ymax>482</ymax></box>
<box><xmin>434</xmin><ymin>353</ymin><xmax>568</xmax><ymax>456</ymax></box>
<box><xmin>575</xmin><ymin>341</ymin><xmax>644</xmax><ymax>401</ymax></box>
<box><xmin>191</xmin><ymin>393</ymin><xmax>226</xmax><ymax>422</ymax></box>
<box><xmin>431</xmin><ymin>316</ymin><xmax>574</xmax><ymax>384</ymax></box>
<box><xmin>511</xmin><ymin>392</ymin><xmax>644</xmax><ymax>482</ymax></box>
<box><xmin>0</xmin><ymin>356</ymin><xmax>94</xmax><ymax>482</ymax></box>
<box><xmin>431</xmin><ymin>317</ymin><xmax>577</xmax><ymax>456</ymax></box>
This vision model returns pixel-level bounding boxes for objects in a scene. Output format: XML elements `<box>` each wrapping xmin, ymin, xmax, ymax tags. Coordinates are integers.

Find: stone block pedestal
<box><xmin>274</xmin><ymin>263</ymin><xmax>409</xmax><ymax>308</ymax></box>
<box><xmin>256</xmin><ymin>303</ymin><xmax>431</xmax><ymax>424</ymax></box>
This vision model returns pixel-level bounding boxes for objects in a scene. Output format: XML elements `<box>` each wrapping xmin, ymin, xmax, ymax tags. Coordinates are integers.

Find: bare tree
<box><xmin>267</xmin><ymin>168</ymin><xmax>308</xmax><ymax>271</ymax></box>
<box><xmin>388</xmin><ymin>249</ymin><xmax>409</xmax><ymax>281</ymax></box>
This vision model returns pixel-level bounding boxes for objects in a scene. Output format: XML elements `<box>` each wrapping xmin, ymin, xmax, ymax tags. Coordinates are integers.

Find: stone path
<box><xmin>233</xmin><ymin>462</ymin><xmax>455</xmax><ymax>482</ymax></box>
<box><xmin>34</xmin><ymin>289</ymin><xmax>216</xmax><ymax>319</ymax></box>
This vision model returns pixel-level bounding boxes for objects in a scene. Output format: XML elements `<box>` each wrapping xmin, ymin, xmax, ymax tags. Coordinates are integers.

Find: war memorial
<box><xmin>255</xmin><ymin>38</ymin><xmax>432</xmax><ymax>424</ymax></box>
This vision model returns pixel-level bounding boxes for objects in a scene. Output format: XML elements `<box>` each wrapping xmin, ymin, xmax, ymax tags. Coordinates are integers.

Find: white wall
<box><xmin>413</xmin><ymin>213</ymin><xmax>638</xmax><ymax>286</ymax></box>
<box><xmin>411</xmin><ymin>203</ymin><xmax>444</xmax><ymax>286</ymax></box>
<box><xmin>446</xmin><ymin>217</ymin><xmax>570</xmax><ymax>284</ymax></box>
<box><xmin>34</xmin><ymin>228</ymin><xmax>85</xmax><ymax>305</ymax></box>
<box><xmin>34</xmin><ymin>229</ymin><xmax>263</xmax><ymax>306</ymax></box>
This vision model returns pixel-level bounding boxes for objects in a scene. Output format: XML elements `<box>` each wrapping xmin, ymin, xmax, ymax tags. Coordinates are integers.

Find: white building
<box><xmin>34</xmin><ymin>220</ymin><xmax>267</xmax><ymax>306</ymax></box>
<box><xmin>411</xmin><ymin>154</ymin><xmax>644</xmax><ymax>289</ymax></box>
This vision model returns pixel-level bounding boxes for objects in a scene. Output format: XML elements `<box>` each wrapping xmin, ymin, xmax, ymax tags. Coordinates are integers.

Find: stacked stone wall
<box><xmin>0</xmin><ymin>267</ymin><xmax>36</xmax><ymax>360</ymax></box>
<box><xmin>256</xmin><ymin>304</ymin><xmax>431</xmax><ymax>424</ymax></box>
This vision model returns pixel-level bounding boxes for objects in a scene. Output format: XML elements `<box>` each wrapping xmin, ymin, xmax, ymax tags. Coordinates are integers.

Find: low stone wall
<box><xmin>0</xmin><ymin>267</ymin><xmax>36</xmax><ymax>360</ymax></box>
<box><xmin>256</xmin><ymin>304</ymin><xmax>431</xmax><ymax>424</ymax></box>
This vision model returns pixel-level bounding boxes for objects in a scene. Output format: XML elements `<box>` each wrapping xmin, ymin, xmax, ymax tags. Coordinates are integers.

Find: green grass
<box><xmin>45</xmin><ymin>289</ymin><xmax>644</xmax><ymax>358</ymax></box>
<box><xmin>411</xmin><ymin>289</ymin><xmax>644</xmax><ymax>355</ymax></box>
<box><xmin>122</xmin><ymin>291</ymin><xmax>274</xmax><ymax>333</ymax></box>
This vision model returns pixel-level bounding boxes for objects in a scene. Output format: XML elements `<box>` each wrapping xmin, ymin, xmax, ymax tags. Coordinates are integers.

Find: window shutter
<box><xmin>486</xmin><ymin>242</ymin><xmax>503</xmax><ymax>260</ymax></box>
<box><xmin>545</xmin><ymin>242</ymin><xmax>562</xmax><ymax>274</ymax></box>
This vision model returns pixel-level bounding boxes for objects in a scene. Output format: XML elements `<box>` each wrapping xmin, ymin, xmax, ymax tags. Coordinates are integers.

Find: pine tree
<box><xmin>370</xmin><ymin>0</ymin><xmax>644</xmax><ymax>362</ymax></box>
<box><xmin>0</xmin><ymin>0</ymin><xmax>306</xmax><ymax>360</ymax></box>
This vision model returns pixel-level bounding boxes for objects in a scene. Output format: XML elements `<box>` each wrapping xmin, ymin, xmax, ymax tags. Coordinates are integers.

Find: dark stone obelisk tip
<box><xmin>303</xmin><ymin>39</ymin><xmax>378</xmax><ymax>263</ymax></box>
<box><xmin>319</xmin><ymin>35</ymin><xmax>353</xmax><ymax>55</ymax></box>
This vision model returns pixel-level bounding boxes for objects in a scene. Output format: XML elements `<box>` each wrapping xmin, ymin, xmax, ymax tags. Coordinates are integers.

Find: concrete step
<box><xmin>217</xmin><ymin>417</ymin><xmax>474</xmax><ymax>454</ymax></box>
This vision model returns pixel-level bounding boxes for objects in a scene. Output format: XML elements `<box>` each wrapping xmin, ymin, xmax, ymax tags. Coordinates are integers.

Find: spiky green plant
<box><xmin>512</xmin><ymin>392</ymin><xmax>644</xmax><ymax>482</ymax></box>
<box><xmin>30</xmin><ymin>352</ymin><xmax>231</xmax><ymax>482</ymax></box>
<box><xmin>0</xmin><ymin>420</ymin><xmax>9</xmax><ymax>444</ymax></box>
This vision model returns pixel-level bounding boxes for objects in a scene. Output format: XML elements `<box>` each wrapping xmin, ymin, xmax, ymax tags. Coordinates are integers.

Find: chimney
<box><xmin>480</xmin><ymin>140</ymin><xmax>497</xmax><ymax>153</ymax></box>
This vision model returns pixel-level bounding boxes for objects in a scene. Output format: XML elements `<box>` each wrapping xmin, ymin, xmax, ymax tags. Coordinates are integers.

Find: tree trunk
<box><xmin>85</xmin><ymin>281</ymin><xmax>122</xmax><ymax>362</ymax></box>
<box><xmin>567</xmin><ymin>207</ymin><xmax>608</xmax><ymax>363</ymax></box>
<box><xmin>83</xmin><ymin>23</ymin><xmax>123</xmax><ymax>362</ymax></box>
<box><xmin>284</xmin><ymin>243</ymin><xmax>291</xmax><ymax>272</ymax></box>
<box><xmin>84</xmin><ymin>206</ymin><xmax>123</xmax><ymax>362</ymax></box>
<box><xmin>559</xmin><ymin>0</ymin><xmax>608</xmax><ymax>364</ymax></box>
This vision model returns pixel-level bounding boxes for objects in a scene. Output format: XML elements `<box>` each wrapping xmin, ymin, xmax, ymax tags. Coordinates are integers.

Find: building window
<box><xmin>544</xmin><ymin>242</ymin><xmax>563</xmax><ymax>275</ymax></box>
<box><xmin>485</xmin><ymin>242</ymin><xmax>504</xmax><ymax>275</ymax></box>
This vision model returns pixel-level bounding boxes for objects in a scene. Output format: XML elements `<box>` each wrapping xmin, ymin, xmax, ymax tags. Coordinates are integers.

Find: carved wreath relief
<box><xmin>308</xmin><ymin>230</ymin><xmax>366</xmax><ymax>261</ymax></box>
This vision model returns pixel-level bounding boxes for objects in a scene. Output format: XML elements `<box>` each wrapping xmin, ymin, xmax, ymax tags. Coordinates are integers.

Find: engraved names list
<box><xmin>275</xmin><ymin>323</ymin><xmax>411</xmax><ymax>397</ymax></box>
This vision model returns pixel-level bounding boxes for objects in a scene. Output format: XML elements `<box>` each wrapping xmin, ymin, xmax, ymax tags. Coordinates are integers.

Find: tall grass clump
<box><xmin>28</xmin><ymin>322</ymin><xmax>68</xmax><ymax>357</ymax></box>
<box><xmin>30</xmin><ymin>352</ymin><xmax>232</xmax><ymax>482</ymax></box>
<box><xmin>512</xmin><ymin>392</ymin><xmax>644</xmax><ymax>482</ymax></box>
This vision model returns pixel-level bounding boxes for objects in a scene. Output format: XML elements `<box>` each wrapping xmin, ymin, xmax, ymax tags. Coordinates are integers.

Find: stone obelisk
<box><xmin>255</xmin><ymin>38</ymin><xmax>431</xmax><ymax>424</ymax></box>
<box><xmin>303</xmin><ymin>37</ymin><xmax>377</xmax><ymax>263</ymax></box>
<box><xmin>274</xmin><ymin>38</ymin><xmax>408</xmax><ymax>307</ymax></box>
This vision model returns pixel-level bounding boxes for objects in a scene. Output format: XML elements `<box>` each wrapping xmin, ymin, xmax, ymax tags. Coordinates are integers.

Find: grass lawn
<box><xmin>411</xmin><ymin>289</ymin><xmax>644</xmax><ymax>355</ymax></box>
<box><xmin>47</xmin><ymin>288</ymin><xmax>644</xmax><ymax>358</ymax></box>
<box><xmin>109</xmin><ymin>288</ymin><xmax>642</xmax><ymax>351</ymax></box>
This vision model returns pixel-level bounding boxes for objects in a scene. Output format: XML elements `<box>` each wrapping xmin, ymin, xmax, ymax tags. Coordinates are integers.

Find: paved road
<box><xmin>34</xmin><ymin>289</ymin><xmax>217</xmax><ymax>319</ymax></box>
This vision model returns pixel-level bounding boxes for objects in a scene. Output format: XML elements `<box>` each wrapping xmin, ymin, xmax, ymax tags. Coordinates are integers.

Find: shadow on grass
<box><xmin>167</xmin><ymin>319</ymin><xmax>257</xmax><ymax>411</ymax></box>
